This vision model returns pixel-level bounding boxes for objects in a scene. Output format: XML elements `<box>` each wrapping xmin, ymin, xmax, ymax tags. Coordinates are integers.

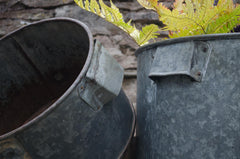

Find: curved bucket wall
<box><xmin>136</xmin><ymin>34</ymin><xmax>240</xmax><ymax>159</ymax></box>
<box><xmin>0</xmin><ymin>18</ymin><xmax>135</xmax><ymax>159</ymax></box>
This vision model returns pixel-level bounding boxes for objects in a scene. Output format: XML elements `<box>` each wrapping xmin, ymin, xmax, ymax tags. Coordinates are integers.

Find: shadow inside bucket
<box><xmin>0</xmin><ymin>20</ymin><xmax>90</xmax><ymax>136</ymax></box>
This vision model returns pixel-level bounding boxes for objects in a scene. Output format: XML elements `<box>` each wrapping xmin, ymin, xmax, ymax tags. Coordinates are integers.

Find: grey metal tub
<box><xmin>136</xmin><ymin>33</ymin><xmax>240</xmax><ymax>159</ymax></box>
<box><xmin>0</xmin><ymin>18</ymin><xmax>135</xmax><ymax>159</ymax></box>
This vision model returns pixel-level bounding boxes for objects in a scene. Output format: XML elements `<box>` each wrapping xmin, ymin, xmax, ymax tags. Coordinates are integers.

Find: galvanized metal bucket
<box><xmin>135</xmin><ymin>33</ymin><xmax>240</xmax><ymax>159</ymax></box>
<box><xmin>0</xmin><ymin>18</ymin><xmax>135</xmax><ymax>159</ymax></box>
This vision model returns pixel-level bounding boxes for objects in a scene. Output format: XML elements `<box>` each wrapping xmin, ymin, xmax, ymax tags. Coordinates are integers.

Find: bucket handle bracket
<box><xmin>78</xmin><ymin>41</ymin><xmax>124</xmax><ymax>111</ymax></box>
<box><xmin>149</xmin><ymin>41</ymin><xmax>212</xmax><ymax>82</ymax></box>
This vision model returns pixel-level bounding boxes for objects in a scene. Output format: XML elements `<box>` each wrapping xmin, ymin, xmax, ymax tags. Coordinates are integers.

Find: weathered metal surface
<box><xmin>136</xmin><ymin>33</ymin><xmax>240</xmax><ymax>159</ymax></box>
<box><xmin>0</xmin><ymin>138</ymin><xmax>32</xmax><ymax>159</ymax></box>
<box><xmin>0</xmin><ymin>18</ymin><xmax>135</xmax><ymax>159</ymax></box>
<box><xmin>149</xmin><ymin>41</ymin><xmax>212</xmax><ymax>82</ymax></box>
<box><xmin>79</xmin><ymin>40</ymin><xmax>124</xmax><ymax>111</ymax></box>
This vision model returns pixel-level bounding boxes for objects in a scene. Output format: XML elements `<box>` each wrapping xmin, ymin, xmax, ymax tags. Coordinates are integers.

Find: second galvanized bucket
<box><xmin>0</xmin><ymin>18</ymin><xmax>135</xmax><ymax>159</ymax></box>
<box><xmin>136</xmin><ymin>34</ymin><xmax>240</xmax><ymax>159</ymax></box>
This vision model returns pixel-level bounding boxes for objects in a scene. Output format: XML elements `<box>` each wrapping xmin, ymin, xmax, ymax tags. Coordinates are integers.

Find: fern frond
<box><xmin>148</xmin><ymin>0</ymin><xmax>240</xmax><ymax>38</ymax></box>
<box><xmin>157</xmin><ymin>1</ymin><xmax>199</xmax><ymax>32</ymax></box>
<box><xmin>173</xmin><ymin>0</ymin><xmax>184</xmax><ymax>12</ymax></box>
<box><xmin>74</xmin><ymin>0</ymin><xmax>161</xmax><ymax>45</ymax></box>
<box><xmin>75</xmin><ymin>0</ymin><xmax>84</xmax><ymax>8</ymax></box>
<box><xmin>136</xmin><ymin>24</ymin><xmax>160</xmax><ymax>45</ymax></box>
<box><xmin>85</xmin><ymin>0</ymin><xmax>90</xmax><ymax>11</ymax></box>
<box><xmin>99</xmin><ymin>0</ymin><xmax>113</xmax><ymax>21</ymax></box>
<box><xmin>137</xmin><ymin>0</ymin><xmax>156</xmax><ymax>10</ymax></box>
<box><xmin>90</xmin><ymin>0</ymin><xmax>101</xmax><ymax>14</ymax></box>
<box><xmin>207</xmin><ymin>5</ymin><xmax>240</xmax><ymax>33</ymax></box>
<box><xmin>109</xmin><ymin>1</ymin><xmax>124</xmax><ymax>21</ymax></box>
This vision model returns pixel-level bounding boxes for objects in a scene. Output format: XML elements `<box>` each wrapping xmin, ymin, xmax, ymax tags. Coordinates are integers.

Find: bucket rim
<box><xmin>135</xmin><ymin>33</ymin><xmax>240</xmax><ymax>57</ymax></box>
<box><xmin>118</xmin><ymin>101</ymin><xmax>136</xmax><ymax>159</ymax></box>
<box><xmin>0</xmin><ymin>17</ymin><xmax>94</xmax><ymax>139</ymax></box>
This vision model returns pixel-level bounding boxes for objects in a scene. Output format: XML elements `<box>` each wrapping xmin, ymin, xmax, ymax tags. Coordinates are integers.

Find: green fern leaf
<box><xmin>74</xmin><ymin>0</ymin><xmax>161</xmax><ymax>45</ymax></box>
<box><xmin>137</xmin><ymin>0</ymin><xmax>156</xmax><ymax>10</ymax></box>
<box><xmin>146</xmin><ymin>0</ymin><xmax>240</xmax><ymax>38</ymax></box>
<box><xmin>114</xmin><ymin>21</ymin><xmax>135</xmax><ymax>34</ymax></box>
<box><xmin>90</xmin><ymin>0</ymin><xmax>101</xmax><ymax>14</ymax></box>
<box><xmin>109</xmin><ymin>1</ymin><xmax>124</xmax><ymax>22</ymax></box>
<box><xmin>207</xmin><ymin>6</ymin><xmax>240</xmax><ymax>33</ymax></box>
<box><xmin>85</xmin><ymin>0</ymin><xmax>90</xmax><ymax>11</ymax></box>
<box><xmin>99</xmin><ymin>0</ymin><xmax>113</xmax><ymax>22</ymax></box>
<box><xmin>137</xmin><ymin>24</ymin><xmax>160</xmax><ymax>45</ymax></box>
<box><xmin>74</xmin><ymin>0</ymin><xmax>84</xmax><ymax>8</ymax></box>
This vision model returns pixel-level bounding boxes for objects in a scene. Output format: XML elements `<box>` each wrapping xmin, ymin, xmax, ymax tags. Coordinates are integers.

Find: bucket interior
<box><xmin>0</xmin><ymin>20</ymin><xmax>90</xmax><ymax>136</ymax></box>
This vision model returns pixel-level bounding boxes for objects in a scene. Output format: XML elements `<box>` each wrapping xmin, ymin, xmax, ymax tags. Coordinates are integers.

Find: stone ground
<box><xmin>0</xmin><ymin>0</ymin><xmax>172</xmax><ymax>108</ymax></box>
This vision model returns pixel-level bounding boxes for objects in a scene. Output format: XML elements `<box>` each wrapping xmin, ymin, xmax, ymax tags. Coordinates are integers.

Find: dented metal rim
<box><xmin>135</xmin><ymin>33</ymin><xmax>240</xmax><ymax>56</ymax></box>
<box><xmin>0</xmin><ymin>17</ymin><xmax>94</xmax><ymax>139</ymax></box>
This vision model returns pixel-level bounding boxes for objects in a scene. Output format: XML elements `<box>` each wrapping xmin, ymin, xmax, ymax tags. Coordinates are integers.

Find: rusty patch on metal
<box><xmin>0</xmin><ymin>138</ymin><xmax>32</xmax><ymax>159</ymax></box>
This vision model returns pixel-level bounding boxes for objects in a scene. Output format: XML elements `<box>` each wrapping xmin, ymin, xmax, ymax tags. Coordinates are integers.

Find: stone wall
<box><xmin>0</xmin><ymin>0</ymin><xmax>172</xmax><ymax>107</ymax></box>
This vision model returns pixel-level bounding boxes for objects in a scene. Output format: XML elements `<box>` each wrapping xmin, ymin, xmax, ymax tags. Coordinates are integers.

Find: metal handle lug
<box><xmin>149</xmin><ymin>41</ymin><xmax>212</xmax><ymax>82</ymax></box>
<box><xmin>78</xmin><ymin>41</ymin><xmax>124</xmax><ymax>111</ymax></box>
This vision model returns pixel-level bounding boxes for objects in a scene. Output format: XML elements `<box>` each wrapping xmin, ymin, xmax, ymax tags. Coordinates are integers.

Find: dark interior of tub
<box><xmin>0</xmin><ymin>20</ymin><xmax>90</xmax><ymax>135</ymax></box>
